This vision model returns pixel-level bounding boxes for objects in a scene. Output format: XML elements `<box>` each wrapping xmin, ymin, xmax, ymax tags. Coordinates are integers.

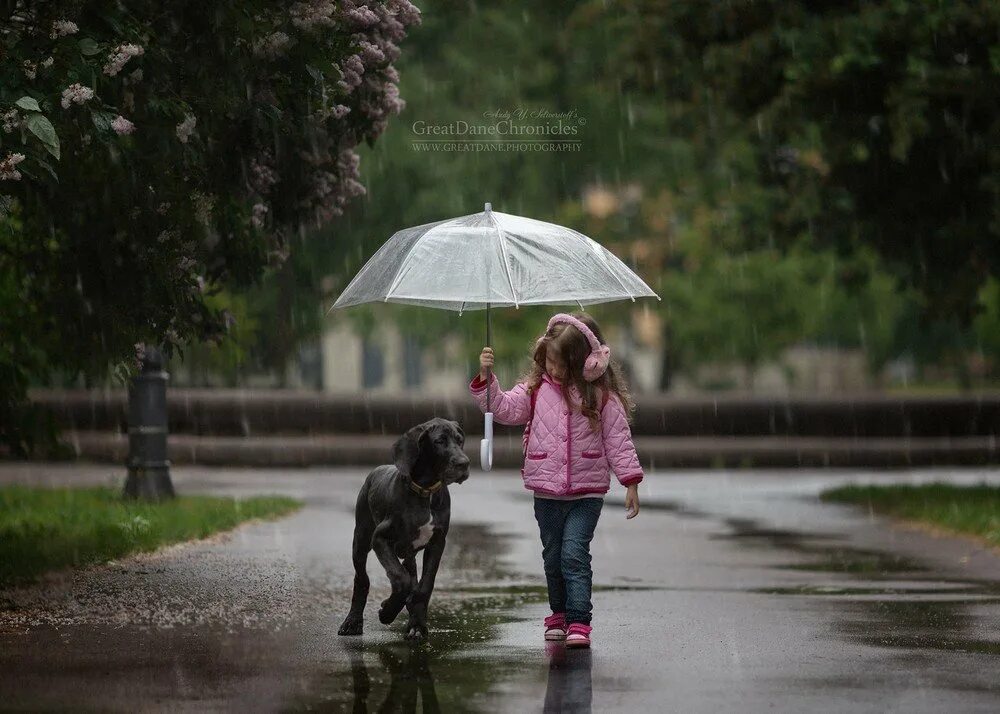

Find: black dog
<box><xmin>338</xmin><ymin>418</ymin><xmax>470</xmax><ymax>640</ymax></box>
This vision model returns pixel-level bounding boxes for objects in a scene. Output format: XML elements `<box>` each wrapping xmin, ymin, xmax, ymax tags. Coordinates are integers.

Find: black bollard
<box><xmin>123</xmin><ymin>344</ymin><xmax>175</xmax><ymax>500</ymax></box>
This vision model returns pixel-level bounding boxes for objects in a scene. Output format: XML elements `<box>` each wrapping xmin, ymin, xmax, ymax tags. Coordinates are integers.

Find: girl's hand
<box><xmin>625</xmin><ymin>483</ymin><xmax>639</xmax><ymax>519</ymax></box>
<box><xmin>479</xmin><ymin>347</ymin><xmax>494</xmax><ymax>379</ymax></box>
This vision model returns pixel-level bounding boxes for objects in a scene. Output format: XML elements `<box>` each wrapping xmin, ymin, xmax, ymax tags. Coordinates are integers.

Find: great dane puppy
<box><xmin>338</xmin><ymin>417</ymin><xmax>470</xmax><ymax>640</ymax></box>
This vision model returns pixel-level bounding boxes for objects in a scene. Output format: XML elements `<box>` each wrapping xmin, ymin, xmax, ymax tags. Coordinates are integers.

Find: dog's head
<box><xmin>393</xmin><ymin>418</ymin><xmax>470</xmax><ymax>486</ymax></box>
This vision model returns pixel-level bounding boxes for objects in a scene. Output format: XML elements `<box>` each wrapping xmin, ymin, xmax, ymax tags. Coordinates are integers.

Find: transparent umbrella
<box><xmin>330</xmin><ymin>203</ymin><xmax>660</xmax><ymax>470</ymax></box>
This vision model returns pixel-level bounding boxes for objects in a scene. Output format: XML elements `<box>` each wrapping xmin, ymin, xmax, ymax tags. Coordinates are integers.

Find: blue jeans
<box><xmin>533</xmin><ymin>496</ymin><xmax>604</xmax><ymax>625</ymax></box>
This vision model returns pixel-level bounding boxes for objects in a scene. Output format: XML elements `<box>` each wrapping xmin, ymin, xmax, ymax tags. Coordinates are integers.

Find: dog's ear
<box><xmin>452</xmin><ymin>420</ymin><xmax>464</xmax><ymax>443</ymax></box>
<box><xmin>393</xmin><ymin>423</ymin><xmax>428</xmax><ymax>478</ymax></box>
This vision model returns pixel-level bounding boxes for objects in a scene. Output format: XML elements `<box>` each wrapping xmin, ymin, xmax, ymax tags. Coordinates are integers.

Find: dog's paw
<box><xmin>338</xmin><ymin>616</ymin><xmax>363</xmax><ymax>636</ymax></box>
<box><xmin>379</xmin><ymin>595</ymin><xmax>406</xmax><ymax>625</ymax></box>
<box><xmin>404</xmin><ymin>622</ymin><xmax>428</xmax><ymax>641</ymax></box>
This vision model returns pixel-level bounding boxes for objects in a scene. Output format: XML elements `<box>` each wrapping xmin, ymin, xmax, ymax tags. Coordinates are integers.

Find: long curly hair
<box><xmin>519</xmin><ymin>312</ymin><xmax>635</xmax><ymax>431</ymax></box>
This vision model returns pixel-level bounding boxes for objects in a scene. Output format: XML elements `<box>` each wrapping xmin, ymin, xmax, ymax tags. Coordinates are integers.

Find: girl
<box><xmin>469</xmin><ymin>312</ymin><xmax>642</xmax><ymax>649</ymax></box>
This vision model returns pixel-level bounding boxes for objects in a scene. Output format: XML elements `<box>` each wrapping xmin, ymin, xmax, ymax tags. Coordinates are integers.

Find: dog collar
<box><xmin>408</xmin><ymin>479</ymin><xmax>444</xmax><ymax>497</ymax></box>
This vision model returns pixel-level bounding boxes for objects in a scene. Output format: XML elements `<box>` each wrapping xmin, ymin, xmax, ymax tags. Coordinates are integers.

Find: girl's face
<box><xmin>545</xmin><ymin>345</ymin><xmax>567</xmax><ymax>382</ymax></box>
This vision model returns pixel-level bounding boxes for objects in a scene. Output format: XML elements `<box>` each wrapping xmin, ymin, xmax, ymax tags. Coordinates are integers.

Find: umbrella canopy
<box><xmin>330</xmin><ymin>203</ymin><xmax>660</xmax><ymax>472</ymax></box>
<box><xmin>331</xmin><ymin>203</ymin><xmax>659</xmax><ymax>312</ymax></box>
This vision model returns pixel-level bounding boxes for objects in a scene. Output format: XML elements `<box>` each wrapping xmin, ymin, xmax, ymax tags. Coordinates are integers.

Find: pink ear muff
<box><xmin>542</xmin><ymin>313</ymin><xmax>612</xmax><ymax>382</ymax></box>
<box><xmin>583</xmin><ymin>343</ymin><xmax>611</xmax><ymax>382</ymax></box>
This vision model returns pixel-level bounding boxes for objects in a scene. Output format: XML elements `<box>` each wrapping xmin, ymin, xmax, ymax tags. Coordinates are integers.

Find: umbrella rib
<box><xmin>486</xmin><ymin>211</ymin><xmax>520</xmax><ymax>308</ymax></box>
<box><xmin>383</xmin><ymin>221</ymin><xmax>451</xmax><ymax>301</ymax></box>
<box><xmin>567</xmin><ymin>227</ymin><xmax>635</xmax><ymax>302</ymax></box>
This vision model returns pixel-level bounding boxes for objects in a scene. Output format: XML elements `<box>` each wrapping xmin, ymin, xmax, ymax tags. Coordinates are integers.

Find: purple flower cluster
<box><xmin>0</xmin><ymin>152</ymin><xmax>26</xmax><ymax>181</ymax></box>
<box><xmin>303</xmin><ymin>148</ymin><xmax>368</xmax><ymax>223</ymax></box>
<box><xmin>250</xmin><ymin>153</ymin><xmax>280</xmax><ymax>195</ymax></box>
<box><xmin>60</xmin><ymin>83</ymin><xmax>94</xmax><ymax>109</ymax></box>
<box><xmin>2</xmin><ymin>110</ymin><xmax>24</xmax><ymax>133</ymax></box>
<box><xmin>103</xmin><ymin>44</ymin><xmax>144</xmax><ymax>77</ymax></box>
<box><xmin>338</xmin><ymin>54</ymin><xmax>366</xmax><ymax>93</ymax></box>
<box><xmin>280</xmin><ymin>0</ymin><xmax>420</xmax><ymax>228</ymax></box>
<box><xmin>290</xmin><ymin>1</ymin><xmax>337</xmax><ymax>31</ymax></box>
<box><xmin>111</xmin><ymin>115</ymin><xmax>136</xmax><ymax>135</ymax></box>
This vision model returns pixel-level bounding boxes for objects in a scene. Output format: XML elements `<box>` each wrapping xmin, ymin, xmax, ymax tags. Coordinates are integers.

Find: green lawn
<box><xmin>0</xmin><ymin>486</ymin><xmax>301</xmax><ymax>587</ymax></box>
<box><xmin>821</xmin><ymin>482</ymin><xmax>1000</xmax><ymax>548</ymax></box>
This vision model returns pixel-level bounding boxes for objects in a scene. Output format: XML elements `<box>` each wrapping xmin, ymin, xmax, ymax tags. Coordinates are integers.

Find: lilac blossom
<box><xmin>254</xmin><ymin>31</ymin><xmax>293</xmax><ymax>58</ymax></box>
<box><xmin>0</xmin><ymin>153</ymin><xmax>26</xmax><ymax>181</ymax></box>
<box><xmin>104</xmin><ymin>44</ymin><xmax>144</xmax><ymax>76</ymax></box>
<box><xmin>337</xmin><ymin>54</ymin><xmax>366</xmax><ymax>93</ymax></box>
<box><xmin>111</xmin><ymin>115</ymin><xmax>136</xmax><ymax>135</ymax></box>
<box><xmin>250</xmin><ymin>154</ymin><xmax>279</xmax><ymax>195</ymax></box>
<box><xmin>341</xmin><ymin>1</ymin><xmax>379</xmax><ymax>29</ymax></box>
<box><xmin>176</xmin><ymin>114</ymin><xmax>197</xmax><ymax>143</ymax></box>
<box><xmin>251</xmin><ymin>203</ymin><xmax>269</xmax><ymax>228</ymax></box>
<box><xmin>2</xmin><ymin>110</ymin><xmax>24</xmax><ymax>133</ymax></box>
<box><xmin>356</xmin><ymin>39</ymin><xmax>386</xmax><ymax>64</ymax></box>
<box><xmin>60</xmin><ymin>83</ymin><xmax>94</xmax><ymax>109</ymax></box>
<box><xmin>50</xmin><ymin>20</ymin><xmax>79</xmax><ymax>39</ymax></box>
<box><xmin>290</xmin><ymin>1</ymin><xmax>337</xmax><ymax>31</ymax></box>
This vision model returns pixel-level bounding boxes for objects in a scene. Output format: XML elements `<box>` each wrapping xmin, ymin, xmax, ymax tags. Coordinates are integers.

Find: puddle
<box><xmin>713</xmin><ymin>517</ymin><xmax>926</xmax><ymax>574</ymax></box>
<box><xmin>777</xmin><ymin>548</ymin><xmax>926</xmax><ymax>575</ymax></box>
<box><xmin>712</xmin><ymin>517</ymin><xmax>841</xmax><ymax>544</ymax></box>
<box><xmin>754</xmin><ymin>585</ymin><xmax>1000</xmax><ymax>600</ymax></box>
<box><xmin>440</xmin><ymin>522</ymin><xmax>518</xmax><ymax>583</ymax></box>
<box><xmin>837</xmin><ymin>600</ymin><xmax>1000</xmax><ymax>656</ymax></box>
<box><xmin>287</xmin><ymin>590</ymin><xmax>550</xmax><ymax>712</ymax></box>
<box><xmin>279</xmin><ymin>513</ymin><xmax>608</xmax><ymax>712</ymax></box>
<box><xmin>716</xmin><ymin>515</ymin><xmax>1000</xmax><ymax>659</ymax></box>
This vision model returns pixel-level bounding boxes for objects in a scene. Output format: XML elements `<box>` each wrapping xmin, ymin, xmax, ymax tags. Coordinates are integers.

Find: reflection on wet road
<box><xmin>1</xmin><ymin>464</ymin><xmax>1000</xmax><ymax>712</ymax></box>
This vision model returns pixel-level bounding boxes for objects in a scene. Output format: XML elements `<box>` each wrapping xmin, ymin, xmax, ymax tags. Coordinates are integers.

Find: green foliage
<box><xmin>5</xmin><ymin>0</ymin><xmax>995</xmax><ymax>403</ymax></box>
<box><xmin>664</xmin><ymin>250</ymin><xmax>806</xmax><ymax>378</ymax></box>
<box><xmin>0</xmin><ymin>2</ymin><xmax>419</xmax><ymax>450</ymax></box>
<box><xmin>610</xmin><ymin>0</ymin><xmax>1000</xmax><ymax>327</ymax></box>
<box><xmin>821</xmin><ymin>482</ymin><xmax>1000</xmax><ymax>547</ymax></box>
<box><xmin>0</xmin><ymin>486</ymin><xmax>301</xmax><ymax>586</ymax></box>
<box><xmin>243</xmin><ymin>0</ymin><xmax>983</xmax><ymax>391</ymax></box>
<box><xmin>174</xmin><ymin>288</ymin><xmax>259</xmax><ymax>386</ymax></box>
<box><xmin>972</xmin><ymin>279</ymin><xmax>1000</xmax><ymax>364</ymax></box>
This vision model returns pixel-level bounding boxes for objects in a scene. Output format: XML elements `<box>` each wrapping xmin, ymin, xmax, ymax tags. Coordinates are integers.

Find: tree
<box><xmin>0</xmin><ymin>1</ymin><xmax>421</xmax><ymax>454</ymax></box>
<box><xmin>607</xmin><ymin>0</ymin><xmax>1000</xmax><ymax>327</ymax></box>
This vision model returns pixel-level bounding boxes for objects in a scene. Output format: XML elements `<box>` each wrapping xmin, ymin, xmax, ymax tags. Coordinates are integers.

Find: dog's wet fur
<box><xmin>338</xmin><ymin>417</ymin><xmax>470</xmax><ymax>640</ymax></box>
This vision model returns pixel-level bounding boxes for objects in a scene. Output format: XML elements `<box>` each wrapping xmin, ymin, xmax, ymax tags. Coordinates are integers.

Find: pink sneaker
<box><xmin>544</xmin><ymin>612</ymin><xmax>567</xmax><ymax>640</ymax></box>
<box><xmin>565</xmin><ymin>622</ymin><xmax>592</xmax><ymax>648</ymax></box>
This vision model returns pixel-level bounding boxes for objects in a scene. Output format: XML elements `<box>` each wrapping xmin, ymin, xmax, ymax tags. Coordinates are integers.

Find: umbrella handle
<box><xmin>480</xmin><ymin>412</ymin><xmax>493</xmax><ymax>471</ymax></box>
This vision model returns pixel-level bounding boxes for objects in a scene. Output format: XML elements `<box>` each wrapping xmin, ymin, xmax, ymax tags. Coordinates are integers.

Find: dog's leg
<box><xmin>372</xmin><ymin>520</ymin><xmax>414</xmax><ymax>625</ymax></box>
<box><xmin>413</xmin><ymin>648</ymin><xmax>441</xmax><ymax>713</ymax></box>
<box><xmin>347</xmin><ymin>647</ymin><xmax>370</xmax><ymax>710</ymax></box>
<box><xmin>404</xmin><ymin>531</ymin><xmax>446</xmax><ymax>640</ymax></box>
<box><xmin>400</xmin><ymin>556</ymin><xmax>422</xmax><ymax>638</ymax></box>
<box><xmin>339</xmin><ymin>488</ymin><xmax>374</xmax><ymax>636</ymax></box>
<box><xmin>402</xmin><ymin>556</ymin><xmax>419</xmax><ymax>595</ymax></box>
<box><xmin>378</xmin><ymin>646</ymin><xmax>418</xmax><ymax>712</ymax></box>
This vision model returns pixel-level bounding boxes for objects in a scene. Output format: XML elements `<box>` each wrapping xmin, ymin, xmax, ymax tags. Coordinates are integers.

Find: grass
<box><xmin>821</xmin><ymin>482</ymin><xmax>1000</xmax><ymax>548</ymax></box>
<box><xmin>0</xmin><ymin>486</ymin><xmax>301</xmax><ymax>588</ymax></box>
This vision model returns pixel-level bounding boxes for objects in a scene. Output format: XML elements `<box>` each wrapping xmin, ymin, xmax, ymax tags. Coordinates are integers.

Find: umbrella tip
<box><xmin>484</xmin><ymin>202</ymin><xmax>492</xmax><ymax>212</ymax></box>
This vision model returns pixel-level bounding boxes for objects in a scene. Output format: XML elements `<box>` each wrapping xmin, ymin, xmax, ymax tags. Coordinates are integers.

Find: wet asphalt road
<box><xmin>2</xmin><ymin>464</ymin><xmax>1000</xmax><ymax>712</ymax></box>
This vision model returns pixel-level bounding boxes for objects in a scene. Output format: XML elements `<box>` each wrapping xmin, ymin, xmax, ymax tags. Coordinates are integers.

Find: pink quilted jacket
<box><xmin>470</xmin><ymin>372</ymin><xmax>644</xmax><ymax>496</ymax></box>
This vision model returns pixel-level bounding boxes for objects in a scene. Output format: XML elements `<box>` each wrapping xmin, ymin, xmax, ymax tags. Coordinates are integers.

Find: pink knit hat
<box><xmin>537</xmin><ymin>313</ymin><xmax>611</xmax><ymax>382</ymax></box>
